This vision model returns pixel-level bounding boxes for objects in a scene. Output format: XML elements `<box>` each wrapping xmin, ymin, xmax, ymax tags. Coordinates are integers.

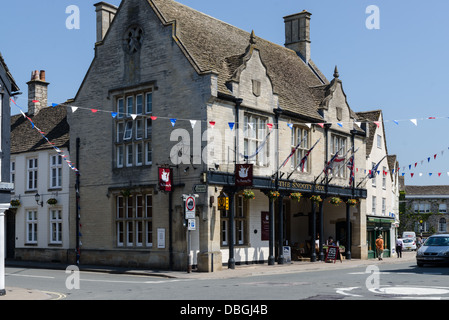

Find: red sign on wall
<box><xmin>159</xmin><ymin>168</ymin><xmax>173</xmax><ymax>192</ymax></box>
<box><xmin>235</xmin><ymin>164</ymin><xmax>253</xmax><ymax>187</ymax></box>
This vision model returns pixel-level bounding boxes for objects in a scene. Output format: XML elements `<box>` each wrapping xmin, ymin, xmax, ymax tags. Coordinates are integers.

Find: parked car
<box><xmin>402</xmin><ymin>231</ymin><xmax>416</xmax><ymax>240</ymax></box>
<box><xmin>402</xmin><ymin>238</ymin><xmax>417</xmax><ymax>251</ymax></box>
<box><xmin>416</xmin><ymin>234</ymin><xmax>449</xmax><ymax>267</ymax></box>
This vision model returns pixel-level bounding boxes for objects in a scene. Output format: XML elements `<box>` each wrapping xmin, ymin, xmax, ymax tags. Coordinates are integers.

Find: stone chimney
<box><xmin>284</xmin><ymin>10</ymin><xmax>312</xmax><ymax>63</ymax></box>
<box><xmin>27</xmin><ymin>70</ymin><xmax>49</xmax><ymax>116</ymax></box>
<box><xmin>94</xmin><ymin>2</ymin><xmax>118</xmax><ymax>43</ymax></box>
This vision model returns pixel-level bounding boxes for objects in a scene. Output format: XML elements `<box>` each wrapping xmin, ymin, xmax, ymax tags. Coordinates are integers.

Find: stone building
<box><xmin>402</xmin><ymin>185</ymin><xmax>449</xmax><ymax>237</ymax></box>
<box><xmin>65</xmin><ymin>0</ymin><xmax>402</xmax><ymax>271</ymax></box>
<box><xmin>356</xmin><ymin>110</ymin><xmax>400</xmax><ymax>258</ymax></box>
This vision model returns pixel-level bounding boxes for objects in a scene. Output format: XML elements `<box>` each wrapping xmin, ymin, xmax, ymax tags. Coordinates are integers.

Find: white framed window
<box><xmin>114</xmin><ymin>89</ymin><xmax>153</xmax><ymax>168</ymax></box>
<box><xmin>136</xmin><ymin>143</ymin><xmax>143</xmax><ymax>166</ymax></box>
<box><xmin>116</xmin><ymin>192</ymin><xmax>153</xmax><ymax>247</ymax></box>
<box><xmin>50</xmin><ymin>209</ymin><xmax>62</xmax><ymax>244</ymax></box>
<box><xmin>291</xmin><ymin>126</ymin><xmax>310</xmax><ymax>172</ymax></box>
<box><xmin>244</xmin><ymin>114</ymin><xmax>269</xmax><ymax>166</ymax></box>
<box><xmin>145</xmin><ymin>142</ymin><xmax>152</xmax><ymax>165</ymax></box>
<box><xmin>145</xmin><ymin>92</ymin><xmax>153</xmax><ymax>114</ymax></box>
<box><xmin>136</xmin><ymin>94</ymin><xmax>143</xmax><ymax>115</ymax></box>
<box><xmin>117</xmin><ymin>98</ymin><xmax>124</xmax><ymax>118</ymax></box>
<box><xmin>382</xmin><ymin>198</ymin><xmax>386</xmax><ymax>215</ymax></box>
<box><xmin>146</xmin><ymin>194</ymin><xmax>153</xmax><ymax>247</ymax></box>
<box><xmin>117</xmin><ymin>146</ymin><xmax>124</xmax><ymax>168</ymax></box>
<box><xmin>126</xmin><ymin>96</ymin><xmax>134</xmax><ymax>116</ymax></box>
<box><xmin>377</xmin><ymin>134</ymin><xmax>382</xmax><ymax>149</ymax></box>
<box><xmin>439</xmin><ymin>203</ymin><xmax>447</xmax><ymax>213</ymax></box>
<box><xmin>50</xmin><ymin>155</ymin><xmax>62</xmax><ymax>188</ymax></box>
<box><xmin>382</xmin><ymin>166</ymin><xmax>386</xmax><ymax>189</ymax></box>
<box><xmin>439</xmin><ymin>218</ymin><xmax>447</xmax><ymax>233</ymax></box>
<box><xmin>330</xmin><ymin>134</ymin><xmax>347</xmax><ymax>178</ymax></box>
<box><xmin>123</xmin><ymin>121</ymin><xmax>133</xmax><ymax>141</ymax></box>
<box><xmin>220</xmin><ymin>195</ymin><xmax>248</xmax><ymax>246</ymax></box>
<box><xmin>10</xmin><ymin>160</ymin><xmax>15</xmax><ymax>188</ymax></box>
<box><xmin>27</xmin><ymin>158</ymin><xmax>38</xmax><ymax>191</ymax></box>
<box><xmin>371</xmin><ymin>162</ymin><xmax>376</xmax><ymax>187</ymax></box>
<box><xmin>26</xmin><ymin>210</ymin><xmax>38</xmax><ymax>244</ymax></box>
<box><xmin>126</xmin><ymin>144</ymin><xmax>133</xmax><ymax>167</ymax></box>
<box><xmin>372</xmin><ymin>196</ymin><xmax>376</xmax><ymax>215</ymax></box>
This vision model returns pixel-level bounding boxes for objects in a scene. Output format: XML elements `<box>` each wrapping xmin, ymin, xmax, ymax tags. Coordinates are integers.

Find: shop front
<box><xmin>366</xmin><ymin>216</ymin><xmax>394</xmax><ymax>259</ymax></box>
<box><xmin>209</xmin><ymin>171</ymin><xmax>367</xmax><ymax>265</ymax></box>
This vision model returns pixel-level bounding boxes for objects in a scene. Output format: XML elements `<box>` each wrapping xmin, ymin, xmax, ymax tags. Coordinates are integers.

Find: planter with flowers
<box><xmin>290</xmin><ymin>192</ymin><xmax>302</xmax><ymax>202</ymax></box>
<box><xmin>10</xmin><ymin>199</ymin><xmax>21</xmax><ymax>208</ymax></box>
<box><xmin>310</xmin><ymin>195</ymin><xmax>322</xmax><ymax>204</ymax></box>
<box><xmin>242</xmin><ymin>190</ymin><xmax>255</xmax><ymax>200</ymax></box>
<box><xmin>47</xmin><ymin>198</ymin><xmax>58</xmax><ymax>206</ymax></box>
<box><xmin>347</xmin><ymin>199</ymin><xmax>358</xmax><ymax>207</ymax></box>
<box><xmin>268</xmin><ymin>191</ymin><xmax>280</xmax><ymax>200</ymax></box>
<box><xmin>329</xmin><ymin>197</ymin><xmax>342</xmax><ymax>206</ymax></box>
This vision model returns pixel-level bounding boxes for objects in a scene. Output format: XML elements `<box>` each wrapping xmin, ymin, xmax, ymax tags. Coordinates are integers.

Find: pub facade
<box><xmin>65</xmin><ymin>0</ymin><xmax>393</xmax><ymax>272</ymax></box>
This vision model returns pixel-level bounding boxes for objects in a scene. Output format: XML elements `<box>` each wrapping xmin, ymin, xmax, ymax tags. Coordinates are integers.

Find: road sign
<box><xmin>185</xmin><ymin>196</ymin><xmax>196</xmax><ymax>219</ymax></box>
<box><xmin>193</xmin><ymin>184</ymin><xmax>207</xmax><ymax>193</ymax></box>
<box><xmin>188</xmin><ymin>219</ymin><xmax>196</xmax><ymax>231</ymax></box>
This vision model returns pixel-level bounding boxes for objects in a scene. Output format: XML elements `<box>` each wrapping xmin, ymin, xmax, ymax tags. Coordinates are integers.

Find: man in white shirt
<box><xmin>396</xmin><ymin>237</ymin><xmax>404</xmax><ymax>258</ymax></box>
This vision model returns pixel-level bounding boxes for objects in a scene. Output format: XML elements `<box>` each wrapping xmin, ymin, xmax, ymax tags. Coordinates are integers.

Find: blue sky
<box><xmin>1</xmin><ymin>0</ymin><xmax>449</xmax><ymax>186</ymax></box>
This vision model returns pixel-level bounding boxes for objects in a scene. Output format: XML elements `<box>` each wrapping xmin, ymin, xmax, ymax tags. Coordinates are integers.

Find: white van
<box><xmin>402</xmin><ymin>231</ymin><xmax>416</xmax><ymax>239</ymax></box>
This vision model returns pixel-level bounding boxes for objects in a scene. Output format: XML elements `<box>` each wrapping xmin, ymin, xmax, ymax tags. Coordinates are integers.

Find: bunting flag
<box><xmin>347</xmin><ymin>154</ymin><xmax>355</xmax><ymax>186</ymax></box>
<box><xmin>241</xmin><ymin>129</ymin><xmax>273</xmax><ymax>160</ymax></box>
<box><xmin>190</xmin><ymin>120</ymin><xmax>197</xmax><ymax>129</ymax></box>
<box><xmin>279</xmin><ymin>134</ymin><xmax>308</xmax><ymax>169</ymax></box>
<box><xmin>228</xmin><ymin>122</ymin><xmax>235</xmax><ymax>131</ymax></box>
<box><xmin>209</xmin><ymin>121</ymin><xmax>215</xmax><ymax>128</ymax></box>
<box><xmin>170</xmin><ymin>119</ymin><xmax>177</xmax><ymax>127</ymax></box>
<box><xmin>11</xmin><ymin>99</ymin><xmax>79</xmax><ymax>173</ymax></box>
<box><xmin>369</xmin><ymin>155</ymin><xmax>387</xmax><ymax>179</ymax></box>
<box><xmin>323</xmin><ymin>146</ymin><xmax>345</xmax><ymax>176</ymax></box>
<box><xmin>299</xmin><ymin>138</ymin><xmax>321</xmax><ymax>172</ymax></box>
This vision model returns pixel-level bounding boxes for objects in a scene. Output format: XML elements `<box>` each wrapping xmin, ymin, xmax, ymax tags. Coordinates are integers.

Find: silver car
<box><xmin>416</xmin><ymin>234</ymin><xmax>449</xmax><ymax>267</ymax></box>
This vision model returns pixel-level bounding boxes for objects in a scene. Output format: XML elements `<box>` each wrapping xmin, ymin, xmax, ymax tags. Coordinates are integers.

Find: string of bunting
<box><xmin>20</xmin><ymin>97</ymin><xmax>449</xmax><ymax>130</ymax></box>
<box><xmin>10</xmin><ymin>98</ymin><xmax>79</xmax><ymax>173</ymax></box>
<box><xmin>15</xmin><ymin>97</ymin><xmax>449</xmax><ymax>178</ymax></box>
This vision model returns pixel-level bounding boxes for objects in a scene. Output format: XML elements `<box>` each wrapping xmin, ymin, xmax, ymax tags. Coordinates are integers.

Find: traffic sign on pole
<box><xmin>185</xmin><ymin>195</ymin><xmax>195</xmax><ymax>219</ymax></box>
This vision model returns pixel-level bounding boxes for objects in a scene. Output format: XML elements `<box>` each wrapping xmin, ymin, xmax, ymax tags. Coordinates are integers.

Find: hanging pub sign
<box><xmin>159</xmin><ymin>167</ymin><xmax>173</xmax><ymax>192</ymax></box>
<box><xmin>235</xmin><ymin>164</ymin><xmax>253</xmax><ymax>187</ymax></box>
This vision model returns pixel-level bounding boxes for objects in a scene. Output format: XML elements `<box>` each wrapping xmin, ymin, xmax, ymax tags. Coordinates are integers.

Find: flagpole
<box><xmin>356</xmin><ymin>155</ymin><xmax>387</xmax><ymax>188</ymax></box>
<box><xmin>287</xmin><ymin>138</ymin><xmax>321</xmax><ymax>179</ymax></box>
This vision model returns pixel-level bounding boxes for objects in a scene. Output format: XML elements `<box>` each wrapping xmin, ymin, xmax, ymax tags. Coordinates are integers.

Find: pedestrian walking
<box><xmin>375</xmin><ymin>235</ymin><xmax>384</xmax><ymax>260</ymax></box>
<box><xmin>396</xmin><ymin>237</ymin><xmax>403</xmax><ymax>258</ymax></box>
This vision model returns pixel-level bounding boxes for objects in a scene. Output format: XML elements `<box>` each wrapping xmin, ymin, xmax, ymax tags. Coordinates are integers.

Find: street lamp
<box><xmin>35</xmin><ymin>193</ymin><xmax>43</xmax><ymax>207</ymax></box>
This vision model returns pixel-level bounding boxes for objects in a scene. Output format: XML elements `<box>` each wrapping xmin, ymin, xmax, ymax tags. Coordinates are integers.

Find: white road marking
<box><xmin>336</xmin><ymin>287</ymin><xmax>362</xmax><ymax>297</ymax></box>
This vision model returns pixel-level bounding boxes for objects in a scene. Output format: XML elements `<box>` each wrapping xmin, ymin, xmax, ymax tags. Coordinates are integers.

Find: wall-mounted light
<box><xmin>35</xmin><ymin>193</ymin><xmax>43</xmax><ymax>207</ymax></box>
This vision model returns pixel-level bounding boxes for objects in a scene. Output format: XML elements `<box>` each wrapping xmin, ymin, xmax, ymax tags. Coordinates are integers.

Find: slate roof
<box><xmin>356</xmin><ymin>110</ymin><xmax>388</xmax><ymax>156</ymax></box>
<box><xmin>10</xmin><ymin>106</ymin><xmax>69</xmax><ymax>154</ymax></box>
<box><xmin>149</xmin><ymin>0</ymin><xmax>329</xmax><ymax>121</ymax></box>
<box><xmin>405</xmin><ymin>185</ymin><xmax>449</xmax><ymax>196</ymax></box>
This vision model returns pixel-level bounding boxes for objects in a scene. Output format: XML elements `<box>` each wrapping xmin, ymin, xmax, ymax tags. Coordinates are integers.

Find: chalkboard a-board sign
<box><xmin>325</xmin><ymin>246</ymin><xmax>342</xmax><ymax>263</ymax></box>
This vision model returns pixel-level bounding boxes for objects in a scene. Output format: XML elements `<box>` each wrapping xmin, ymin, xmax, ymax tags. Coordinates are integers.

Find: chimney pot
<box><xmin>27</xmin><ymin>70</ymin><xmax>49</xmax><ymax>116</ymax></box>
<box><xmin>284</xmin><ymin>10</ymin><xmax>312</xmax><ymax>63</ymax></box>
<box><xmin>94</xmin><ymin>2</ymin><xmax>118</xmax><ymax>43</ymax></box>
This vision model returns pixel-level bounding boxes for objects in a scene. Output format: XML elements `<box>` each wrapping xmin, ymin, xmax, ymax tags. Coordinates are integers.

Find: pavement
<box><xmin>0</xmin><ymin>251</ymin><xmax>417</xmax><ymax>300</ymax></box>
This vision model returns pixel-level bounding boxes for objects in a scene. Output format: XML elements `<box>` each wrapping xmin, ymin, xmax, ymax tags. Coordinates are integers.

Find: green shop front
<box><xmin>366</xmin><ymin>216</ymin><xmax>395</xmax><ymax>259</ymax></box>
